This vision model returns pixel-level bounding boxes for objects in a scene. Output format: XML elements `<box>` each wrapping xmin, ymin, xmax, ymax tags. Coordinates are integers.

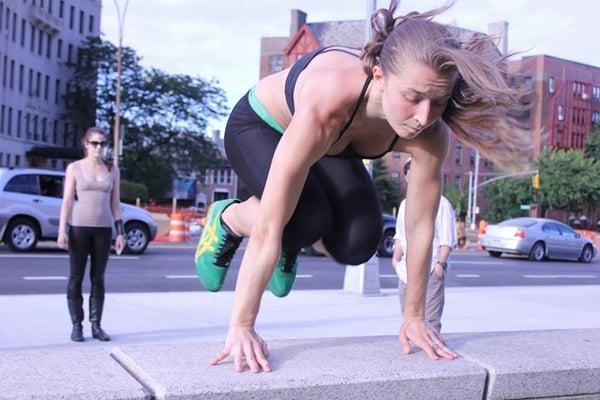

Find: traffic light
<box><xmin>532</xmin><ymin>173</ymin><xmax>541</xmax><ymax>190</ymax></box>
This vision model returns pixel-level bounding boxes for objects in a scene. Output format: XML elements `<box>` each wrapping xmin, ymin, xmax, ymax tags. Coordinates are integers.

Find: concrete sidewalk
<box><xmin>1</xmin><ymin>285</ymin><xmax>599</xmax><ymax>351</ymax></box>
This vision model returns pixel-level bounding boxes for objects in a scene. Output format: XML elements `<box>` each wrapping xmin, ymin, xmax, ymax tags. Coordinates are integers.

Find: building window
<box><xmin>0</xmin><ymin>105</ymin><xmax>5</xmax><ymax>134</ymax></box>
<box><xmin>454</xmin><ymin>143</ymin><xmax>462</xmax><ymax>165</ymax></box>
<box><xmin>59</xmin><ymin>0</ymin><xmax>64</xmax><ymax>18</ymax></box>
<box><xmin>53</xmin><ymin>119</ymin><xmax>58</xmax><ymax>143</ymax></box>
<box><xmin>48</xmin><ymin>0</ymin><xmax>52</xmax><ymax>14</ymax></box>
<box><xmin>557</xmin><ymin>105</ymin><xmax>564</xmax><ymax>121</ymax></box>
<box><xmin>17</xmin><ymin>110</ymin><xmax>21</xmax><ymax>137</ymax></box>
<box><xmin>1</xmin><ymin>56</ymin><xmax>6</xmax><ymax>87</ymax></box>
<box><xmin>36</xmin><ymin>71</ymin><xmax>41</xmax><ymax>97</ymax></box>
<box><xmin>78</xmin><ymin>10</ymin><xmax>83</xmax><ymax>33</ymax></box>
<box><xmin>11</xmin><ymin>11</ymin><xmax>15</xmax><ymax>41</ymax></box>
<box><xmin>42</xmin><ymin>117</ymin><xmax>47</xmax><ymax>142</ymax></box>
<box><xmin>20</xmin><ymin>18</ymin><xmax>25</xmax><ymax>46</ymax></box>
<box><xmin>30</xmin><ymin>24</ymin><xmax>35</xmax><ymax>51</ymax></box>
<box><xmin>454</xmin><ymin>175</ymin><xmax>461</xmax><ymax>189</ymax></box>
<box><xmin>54</xmin><ymin>79</ymin><xmax>60</xmax><ymax>104</ymax></box>
<box><xmin>9</xmin><ymin>59</ymin><xmax>14</xmax><ymax>89</ymax></box>
<box><xmin>593</xmin><ymin>86</ymin><xmax>600</xmax><ymax>102</ymax></box>
<box><xmin>37</xmin><ymin>29</ymin><xmax>43</xmax><ymax>55</ymax></box>
<box><xmin>57</xmin><ymin>38</ymin><xmax>62</xmax><ymax>58</ymax></box>
<box><xmin>69</xmin><ymin>5</ymin><xmax>74</xmax><ymax>29</ymax></box>
<box><xmin>44</xmin><ymin>75</ymin><xmax>49</xmax><ymax>100</ymax></box>
<box><xmin>88</xmin><ymin>14</ymin><xmax>94</xmax><ymax>33</ymax></box>
<box><xmin>268</xmin><ymin>54</ymin><xmax>284</xmax><ymax>73</ymax></box>
<box><xmin>67</xmin><ymin>43</ymin><xmax>72</xmax><ymax>63</ymax></box>
<box><xmin>7</xmin><ymin>107</ymin><xmax>12</xmax><ymax>135</ymax></box>
<box><xmin>46</xmin><ymin>35</ymin><xmax>52</xmax><ymax>59</ymax></box>
<box><xmin>18</xmin><ymin>64</ymin><xmax>23</xmax><ymax>92</ymax></box>
<box><xmin>548</xmin><ymin>77</ymin><xmax>555</xmax><ymax>94</ymax></box>
<box><xmin>592</xmin><ymin>111</ymin><xmax>600</xmax><ymax>125</ymax></box>
<box><xmin>523</xmin><ymin>76</ymin><xmax>533</xmax><ymax>90</ymax></box>
<box><xmin>28</xmin><ymin>68</ymin><xmax>33</xmax><ymax>95</ymax></box>
<box><xmin>25</xmin><ymin>113</ymin><xmax>30</xmax><ymax>139</ymax></box>
<box><xmin>15</xmin><ymin>154</ymin><xmax>20</xmax><ymax>166</ymax></box>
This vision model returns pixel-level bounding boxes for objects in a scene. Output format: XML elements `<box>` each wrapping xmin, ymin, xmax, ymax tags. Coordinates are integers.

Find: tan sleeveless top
<box><xmin>71</xmin><ymin>161</ymin><xmax>114</xmax><ymax>228</ymax></box>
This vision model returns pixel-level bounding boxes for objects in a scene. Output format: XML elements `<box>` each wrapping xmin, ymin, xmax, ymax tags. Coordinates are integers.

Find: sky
<box><xmin>100</xmin><ymin>0</ymin><xmax>600</xmax><ymax>133</ymax></box>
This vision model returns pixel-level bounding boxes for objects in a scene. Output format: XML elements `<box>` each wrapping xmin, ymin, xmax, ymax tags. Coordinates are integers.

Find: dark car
<box><xmin>303</xmin><ymin>213</ymin><xmax>397</xmax><ymax>258</ymax></box>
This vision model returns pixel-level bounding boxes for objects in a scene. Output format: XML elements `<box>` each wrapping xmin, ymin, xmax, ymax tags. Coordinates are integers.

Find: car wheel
<box><xmin>528</xmin><ymin>241</ymin><xmax>545</xmax><ymax>261</ymax></box>
<box><xmin>4</xmin><ymin>217</ymin><xmax>39</xmax><ymax>252</ymax></box>
<box><xmin>377</xmin><ymin>229</ymin><xmax>395</xmax><ymax>258</ymax></box>
<box><xmin>578</xmin><ymin>244</ymin><xmax>593</xmax><ymax>263</ymax></box>
<box><xmin>488</xmin><ymin>251</ymin><xmax>502</xmax><ymax>258</ymax></box>
<box><xmin>124</xmin><ymin>222</ymin><xmax>150</xmax><ymax>255</ymax></box>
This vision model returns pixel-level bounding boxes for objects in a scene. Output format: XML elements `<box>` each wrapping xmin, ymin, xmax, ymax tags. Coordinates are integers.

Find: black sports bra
<box><xmin>284</xmin><ymin>46</ymin><xmax>399</xmax><ymax>159</ymax></box>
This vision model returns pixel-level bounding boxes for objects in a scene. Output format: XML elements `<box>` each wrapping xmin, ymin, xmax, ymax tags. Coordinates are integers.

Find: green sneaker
<box><xmin>194</xmin><ymin>199</ymin><xmax>242</xmax><ymax>291</ymax></box>
<box><xmin>268</xmin><ymin>249</ymin><xmax>300</xmax><ymax>297</ymax></box>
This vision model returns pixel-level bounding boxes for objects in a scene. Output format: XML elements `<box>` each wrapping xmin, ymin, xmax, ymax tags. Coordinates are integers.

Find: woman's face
<box><xmin>374</xmin><ymin>63</ymin><xmax>456</xmax><ymax>139</ymax></box>
<box><xmin>84</xmin><ymin>132</ymin><xmax>108</xmax><ymax>158</ymax></box>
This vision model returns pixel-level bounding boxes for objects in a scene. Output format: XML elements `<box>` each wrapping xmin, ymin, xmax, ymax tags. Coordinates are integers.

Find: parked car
<box><xmin>0</xmin><ymin>168</ymin><xmax>157</xmax><ymax>254</ymax></box>
<box><xmin>479</xmin><ymin>217</ymin><xmax>597</xmax><ymax>262</ymax></box>
<box><xmin>302</xmin><ymin>213</ymin><xmax>397</xmax><ymax>258</ymax></box>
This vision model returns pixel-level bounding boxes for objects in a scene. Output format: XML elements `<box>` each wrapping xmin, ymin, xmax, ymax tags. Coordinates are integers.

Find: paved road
<box><xmin>1</xmin><ymin>242</ymin><xmax>599</xmax><ymax>294</ymax></box>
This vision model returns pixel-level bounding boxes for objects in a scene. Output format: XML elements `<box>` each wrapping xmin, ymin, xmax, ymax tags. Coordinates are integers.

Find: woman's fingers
<box><xmin>253</xmin><ymin>340</ymin><xmax>271</xmax><ymax>372</ymax></box>
<box><xmin>234</xmin><ymin>349</ymin><xmax>244</xmax><ymax>372</ymax></box>
<box><xmin>243</xmin><ymin>343</ymin><xmax>260</xmax><ymax>373</ymax></box>
<box><xmin>209</xmin><ymin>348</ymin><xmax>230</xmax><ymax>366</ymax></box>
<box><xmin>399</xmin><ymin>329</ymin><xmax>412</xmax><ymax>355</ymax></box>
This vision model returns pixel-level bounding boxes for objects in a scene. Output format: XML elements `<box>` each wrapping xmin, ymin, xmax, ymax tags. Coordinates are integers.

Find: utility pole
<box><xmin>112</xmin><ymin>0</ymin><xmax>130</xmax><ymax>168</ymax></box>
<box><xmin>343</xmin><ymin>0</ymin><xmax>380</xmax><ymax>295</ymax></box>
<box><xmin>471</xmin><ymin>150</ymin><xmax>480</xmax><ymax>230</ymax></box>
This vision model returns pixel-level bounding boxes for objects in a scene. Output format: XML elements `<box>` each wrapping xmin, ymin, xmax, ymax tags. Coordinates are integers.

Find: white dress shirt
<box><xmin>393</xmin><ymin>195</ymin><xmax>457</xmax><ymax>283</ymax></box>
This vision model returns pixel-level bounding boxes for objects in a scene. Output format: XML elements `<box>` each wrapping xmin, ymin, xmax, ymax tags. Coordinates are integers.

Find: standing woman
<box><xmin>58</xmin><ymin>127</ymin><xmax>126</xmax><ymax>342</ymax></box>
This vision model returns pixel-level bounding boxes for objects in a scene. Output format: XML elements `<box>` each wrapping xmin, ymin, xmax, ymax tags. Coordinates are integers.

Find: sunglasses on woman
<box><xmin>88</xmin><ymin>140</ymin><xmax>108</xmax><ymax>148</ymax></box>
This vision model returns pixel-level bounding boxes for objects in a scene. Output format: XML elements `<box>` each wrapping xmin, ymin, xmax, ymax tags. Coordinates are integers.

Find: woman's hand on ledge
<box><xmin>399</xmin><ymin>316</ymin><xmax>458</xmax><ymax>361</ymax></box>
<box><xmin>209</xmin><ymin>325</ymin><xmax>271</xmax><ymax>373</ymax></box>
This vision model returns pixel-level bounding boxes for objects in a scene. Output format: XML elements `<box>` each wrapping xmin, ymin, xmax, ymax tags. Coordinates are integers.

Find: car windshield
<box><xmin>498</xmin><ymin>218</ymin><xmax>537</xmax><ymax>228</ymax></box>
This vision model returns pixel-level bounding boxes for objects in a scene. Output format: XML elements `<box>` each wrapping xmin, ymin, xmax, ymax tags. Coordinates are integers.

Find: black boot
<box><xmin>89</xmin><ymin>297</ymin><xmax>110</xmax><ymax>341</ymax></box>
<box><xmin>71</xmin><ymin>324</ymin><xmax>84</xmax><ymax>342</ymax></box>
<box><xmin>67</xmin><ymin>299</ymin><xmax>85</xmax><ymax>342</ymax></box>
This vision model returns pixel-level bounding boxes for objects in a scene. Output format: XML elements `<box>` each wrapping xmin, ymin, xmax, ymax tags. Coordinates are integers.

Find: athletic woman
<box><xmin>195</xmin><ymin>1</ymin><xmax>529</xmax><ymax>372</ymax></box>
<box><xmin>58</xmin><ymin>127</ymin><xmax>126</xmax><ymax>342</ymax></box>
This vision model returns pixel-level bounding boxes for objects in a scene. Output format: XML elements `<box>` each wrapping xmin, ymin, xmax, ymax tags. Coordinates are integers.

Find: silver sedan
<box><xmin>479</xmin><ymin>217</ymin><xmax>597</xmax><ymax>262</ymax></box>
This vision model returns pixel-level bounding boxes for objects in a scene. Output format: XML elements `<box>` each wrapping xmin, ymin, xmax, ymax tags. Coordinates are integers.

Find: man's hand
<box><xmin>433</xmin><ymin>262</ymin><xmax>445</xmax><ymax>279</ymax></box>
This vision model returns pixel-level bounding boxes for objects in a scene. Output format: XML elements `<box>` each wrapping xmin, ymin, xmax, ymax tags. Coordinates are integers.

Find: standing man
<box><xmin>393</xmin><ymin>158</ymin><xmax>457</xmax><ymax>333</ymax></box>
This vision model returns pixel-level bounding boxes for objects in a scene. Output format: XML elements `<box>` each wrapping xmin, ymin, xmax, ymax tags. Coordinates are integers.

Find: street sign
<box><xmin>520</xmin><ymin>204</ymin><xmax>531</xmax><ymax>211</ymax></box>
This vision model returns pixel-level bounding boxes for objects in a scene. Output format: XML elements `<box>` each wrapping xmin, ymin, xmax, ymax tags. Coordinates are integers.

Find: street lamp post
<box><xmin>112</xmin><ymin>0</ymin><xmax>130</xmax><ymax>168</ymax></box>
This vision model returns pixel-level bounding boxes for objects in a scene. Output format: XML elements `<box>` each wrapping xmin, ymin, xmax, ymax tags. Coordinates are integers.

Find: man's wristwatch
<box><xmin>436</xmin><ymin>261</ymin><xmax>448</xmax><ymax>270</ymax></box>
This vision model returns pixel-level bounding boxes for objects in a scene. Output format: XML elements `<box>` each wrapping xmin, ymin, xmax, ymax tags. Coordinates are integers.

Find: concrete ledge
<box><xmin>454</xmin><ymin>329</ymin><xmax>600</xmax><ymax>400</ymax></box>
<box><xmin>1</xmin><ymin>329</ymin><xmax>598</xmax><ymax>399</ymax></box>
<box><xmin>113</xmin><ymin>336</ymin><xmax>487</xmax><ymax>400</ymax></box>
<box><xmin>0</xmin><ymin>347</ymin><xmax>147</xmax><ymax>400</ymax></box>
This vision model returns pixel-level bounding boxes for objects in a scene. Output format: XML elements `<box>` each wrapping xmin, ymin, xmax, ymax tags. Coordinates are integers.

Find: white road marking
<box><xmin>452</xmin><ymin>261</ymin><xmax>506</xmax><ymax>265</ymax></box>
<box><xmin>456</xmin><ymin>274</ymin><xmax>481</xmax><ymax>278</ymax></box>
<box><xmin>0</xmin><ymin>254</ymin><xmax>138</xmax><ymax>260</ymax></box>
<box><xmin>523</xmin><ymin>274</ymin><xmax>596</xmax><ymax>279</ymax></box>
<box><xmin>23</xmin><ymin>276</ymin><xmax>67</xmax><ymax>280</ymax></box>
<box><xmin>165</xmin><ymin>275</ymin><xmax>197</xmax><ymax>279</ymax></box>
<box><xmin>296</xmin><ymin>274</ymin><xmax>313</xmax><ymax>278</ymax></box>
<box><xmin>379</xmin><ymin>274</ymin><xmax>398</xmax><ymax>278</ymax></box>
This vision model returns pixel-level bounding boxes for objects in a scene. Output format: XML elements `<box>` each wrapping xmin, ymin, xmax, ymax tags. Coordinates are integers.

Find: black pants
<box><xmin>67</xmin><ymin>226</ymin><xmax>112</xmax><ymax>303</ymax></box>
<box><xmin>224</xmin><ymin>93</ymin><xmax>382</xmax><ymax>265</ymax></box>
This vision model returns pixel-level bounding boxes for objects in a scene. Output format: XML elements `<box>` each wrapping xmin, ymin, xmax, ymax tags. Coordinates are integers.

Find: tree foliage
<box><xmin>535</xmin><ymin>148</ymin><xmax>600</xmax><ymax>215</ymax></box>
<box><xmin>67</xmin><ymin>37</ymin><xmax>228</xmax><ymax>199</ymax></box>
<box><xmin>585</xmin><ymin>125</ymin><xmax>600</xmax><ymax>162</ymax></box>
<box><xmin>372</xmin><ymin>159</ymin><xmax>401</xmax><ymax>214</ymax></box>
<box><xmin>482</xmin><ymin>177</ymin><xmax>533</xmax><ymax>223</ymax></box>
<box><xmin>443</xmin><ymin>185</ymin><xmax>468</xmax><ymax>217</ymax></box>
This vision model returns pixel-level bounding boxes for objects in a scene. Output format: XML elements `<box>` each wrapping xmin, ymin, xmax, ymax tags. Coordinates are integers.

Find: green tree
<box><xmin>443</xmin><ymin>185</ymin><xmax>468</xmax><ymax>217</ymax></box>
<box><xmin>585</xmin><ymin>125</ymin><xmax>600</xmax><ymax>162</ymax></box>
<box><xmin>482</xmin><ymin>177</ymin><xmax>533</xmax><ymax>222</ymax></box>
<box><xmin>535</xmin><ymin>149</ymin><xmax>600</xmax><ymax>216</ymax></box>
<box><xmin>67</xmin><ymin>37</ymin><xmax>227</xmax><ymax>199</ymax></box>
<box><xmin>372</xmin><ymin>159</ymin><xmax>401</xmax><ymax>214</ymax></box>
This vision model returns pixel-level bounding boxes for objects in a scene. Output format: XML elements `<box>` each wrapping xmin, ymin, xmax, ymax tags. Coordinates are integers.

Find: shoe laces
<box><xmin>215</xmin><ymin>234</ymin><xmax>242</xmax><ymax>267</ymax></box>
<box><xmin>281</xmin><ymin>249</ymin><xmax>300</xmax><ymax>273</ymax></box>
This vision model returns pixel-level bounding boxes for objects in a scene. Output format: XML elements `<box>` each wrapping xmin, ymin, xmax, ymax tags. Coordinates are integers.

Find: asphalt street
<box><xmin>1</xmin><ymin>242</ymin><xmax>599</xmax><ymax>295</ymax></box>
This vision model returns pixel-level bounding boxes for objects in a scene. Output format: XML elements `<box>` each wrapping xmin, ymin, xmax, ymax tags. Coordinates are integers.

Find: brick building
<box><xmin>259</xmin><ymin>9</ymin><xmax>501</xmax><ymax>199</ymax></box>
<box><xmin>0</xmin><ymin>0</ymin><xmax>101</xmax><ymax>170</ymax></box>
<box><xmin>508</xmin><ymin>55</ymin><xmax>600</xmax><ymax>158</ymax></box>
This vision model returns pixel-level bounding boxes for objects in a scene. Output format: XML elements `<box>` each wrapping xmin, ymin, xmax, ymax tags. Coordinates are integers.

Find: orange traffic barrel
<box><xmin>169</xmin><ymin>213</ymin><xmax>189</xmax><ymax>242</ymax></box>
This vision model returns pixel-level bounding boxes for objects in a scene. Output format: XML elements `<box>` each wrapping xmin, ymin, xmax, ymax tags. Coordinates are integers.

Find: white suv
<box><xmin>0</xmin><ymin>168</ymin><xmax>157</xmax><ymax>254</ymax></box>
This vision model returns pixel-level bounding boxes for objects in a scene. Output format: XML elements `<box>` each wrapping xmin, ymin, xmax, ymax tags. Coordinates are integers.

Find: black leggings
<box><xmin>67</xmin><ymin>226</ymin><xmax>112</xmax><ymax>302</ymax></box>
<box><xmin>224</xmin><ymin>93</ymin><xmax>382</xmax><ymax>265</ymax></box>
